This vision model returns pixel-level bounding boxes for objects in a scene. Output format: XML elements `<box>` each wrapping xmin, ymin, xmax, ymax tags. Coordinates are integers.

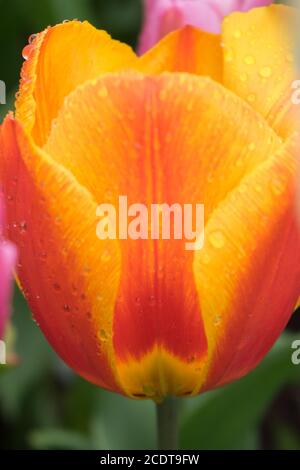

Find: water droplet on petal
<box><xmin>98</xmin><ymin>86</ymin><xmax>108</xmax><ymax>98</ymax></box>
<box><xmin>247</xmin><ymin>93</ymin><xmax>256</xmax><ymax>103</ymax></box>
<box><xmin>19</xmin><ymin>221</ymin><xmax>27</xmax><ymax>233</ymax></box>
<box><xmin>28</xmin><ymin>33</ymin><xmax>37</xmax><ymax>44</ymax></box>
<box><xmin>239</xmin><ymin>72</ymin><xmax>248</xmax><ymax>82</ymax></box>
<box><xmin>244</xmin><ymin>55</ymin><xmax>255</xmax><ymax>65</ymax></box>
<box><xmin>259</xmin><ymin>66</ymin><xmax>272</xmax><ymax>78</ymax></box>
<box><xmin>209</xmin><ymin>231</ymin><xmax>225</xmax><ymax>249</ymax></box>
<box><xmin>233</xmin><ymin>30</ymin><xmax>241</xmax><ymax>39</ymax></box>
<box><xmin>22</xmin><ymin>44</ymin><xmax>33</xmax><ymax>60</ymax></box>
<box><xmin>213</xmin><ymin>315</ymin><xmax>222</xmax><ymax>325</ymax></box>
<box><xmin>101</xmin><ymin>250</ymin><xmax>111</xmax><ymax>262</ymax></box>
<box><xmin>99</xmin><ymin>329</ymin><xmax>108</xmax><ymax>341</ymax></box>
<box><xmin>271</xmin><ymin>176</ymin><xmax>285</xmax><ymax>196</ymax></box>
<box><xmin>202</xmin><ymin>253</ymin><xmax>210</xmax><ymax>265</ymax></box>
<box><xmin>224</xmin><ymin>48</ymin><xmax>234</xmax><ymax>63</ymax></box>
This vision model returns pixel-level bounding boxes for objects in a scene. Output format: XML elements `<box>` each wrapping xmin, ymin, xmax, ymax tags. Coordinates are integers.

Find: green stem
<box><xmin>156</xmin><ymin>397</ymin><xmax>179</xmax><ymax>450</ymax></box>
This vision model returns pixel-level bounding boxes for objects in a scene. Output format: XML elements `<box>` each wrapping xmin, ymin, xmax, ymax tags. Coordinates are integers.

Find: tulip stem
<box><xmin>156</xmin><ymin>397</ymin><xmax>179</xmax><ymax>450</ymax></box>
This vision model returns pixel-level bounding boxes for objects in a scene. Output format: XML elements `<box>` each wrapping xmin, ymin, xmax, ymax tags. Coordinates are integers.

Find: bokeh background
<box><xmin>0</xmin><ymin>0</ymin><xmax>300</xmax><ymax>450</ymax></box>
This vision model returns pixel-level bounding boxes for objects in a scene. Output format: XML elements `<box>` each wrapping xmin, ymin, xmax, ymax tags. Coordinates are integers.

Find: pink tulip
<box><xmin>0</xmin><ymin>194</ymin><xmax>16</xmax><ymax>339</ymax></box>
<box><xmin>138</xmin><ymin>0</ymin><xmax>273</xmax><ymax>54</ymax></box>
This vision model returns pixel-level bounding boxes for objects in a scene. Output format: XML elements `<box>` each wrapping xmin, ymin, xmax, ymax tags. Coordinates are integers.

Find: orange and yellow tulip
<box><xmin>0</xmin><ymin>5</ymin><xmax>299</xmax><ymax>401</ymax></box>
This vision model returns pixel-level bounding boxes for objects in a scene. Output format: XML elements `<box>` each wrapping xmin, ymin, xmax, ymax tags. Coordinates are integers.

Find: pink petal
<box><xmin>138</xmin><ymin>0</ymin><xmax>274</xmax><ymax>54</ymax></box>
<box><xmin>0</xmin><ymin>194</ymin><xmax>16</xmax><ymax>339</ymax></box>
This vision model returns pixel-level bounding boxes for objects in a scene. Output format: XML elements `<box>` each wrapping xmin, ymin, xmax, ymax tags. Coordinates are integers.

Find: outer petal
<box><xmin>43</xmin><ymin>72</ymin><xmax>286</xmax><ymax>399</ymax></box>
<box><xmin>0</xmin><ymin>116</ymin><xmax>122</xmax><ymax>392</ymax></box>
<box><xmin>138</xmin><ymin>26</ymin><xmax>222</xmax><ymax>82</ymax></box>
<box><xmin>222</xmin><ymin>5</ymin><xmax>298</xmax><ymax>138</ymax></box>
<box><xmin>194</xmin><ymin>135</ymin><xmax>300</xmax><ymax>393</ymax></box>
<box><xmin>16</xmin><ymin>21</ymin><xmax>137</xmax><ymax>146</ymax></box>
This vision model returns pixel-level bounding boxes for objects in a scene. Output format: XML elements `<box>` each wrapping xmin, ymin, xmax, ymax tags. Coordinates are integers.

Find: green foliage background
<box><xmin>0</xmin><ymin>0</ymin><xmax>299</xmax><ymax>450</ymax></box>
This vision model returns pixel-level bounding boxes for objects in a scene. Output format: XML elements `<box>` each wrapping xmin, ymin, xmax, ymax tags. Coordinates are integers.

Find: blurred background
<box><xmin>0</xmin><ymin>0</ymin><xmax>300</xmax><ymax>450</ymax></box>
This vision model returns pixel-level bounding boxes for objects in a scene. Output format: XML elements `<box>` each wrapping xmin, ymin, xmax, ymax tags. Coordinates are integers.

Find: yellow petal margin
<box><xmin>16</xmin><ymin>20</ymin><xmax>137</xmax><ymax>146</ymax></box>
<box><xmin>222</xmin><ymin>5</ymin><xmax>298</xmax><ymax>139</ymax></box>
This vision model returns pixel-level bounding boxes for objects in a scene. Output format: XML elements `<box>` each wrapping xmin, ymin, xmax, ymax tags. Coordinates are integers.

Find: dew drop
<box><xmin>22</xmin><ymin>44</ymin><xmax>33</xmax><ymax>60</ymax></box>
<box><xmin>270</xmin><ymin>176</ymin><xmax>285</xmax><ymax>196</ymax></box>
<box><xmin>53</xmin><ymin>283</ymin><xmax>61</xmax><ymax>291</ymax></box>
<box><xmin>244</xmin><ymin>55</ymin><xmax>255</xmax><ymax>65</ymax></box>
<box><xmin>19</xmin><ymin>221</ymin><xmax>27</xmax><ymax>233</ymax></box>
<box><xmin>104</xmin><ymin>190</ymin><xmax>113</xmax><ymax>201</ymax></box>
<box><xmin>39</xmin><ymin>252</ymin><xmax>47</xmax><ymax>261</ymax></box>
<box><xmin>213</xmin><ymin>315</ymin><xmax>222</xmax><ymax>325</ymax></box>
<box><xmin>63</xmin><ymin>304</ymin><xmax>71</xmax><ymax>312</ymax></box>
<box><xmin>209</xmin><ymin>231</ymin><xmax>225</xmax><ymax>249</ymax></box>
<box><xmin>247</xmin><ymin>93</ymin><xmax>256</xmax><ymax>103</ymax></box>
<box><xmin>259</xmin><ymin>66</ymin><xmax>272</xmax><ymax>78</ymax></box>
<box><xmin>233</xmin><ymin>30</ymin><xmax>241</xmax><ymax>39</ymax></box>
<box><xmin>224</xmin><ymin>48</ymin><xmax>234</xmax><ymax>63</ymax></box>
<box><xmin>239</xmin><ymin>72</ymin><xmax>248</xmax><ymax>82</ymax></box>
<box><xmin>202</xmin><ymin>253</ymin><xmax>210</xmax><ymax>265</ymax></box>
<box><xmin>99</xmin><ymin>329</ymin><xmax>108</xmax><ymax>342</ymax></box>
<box><xmin>159</xmin><ymin>89</ymin><xmax>167</xmax><ymax>101</ymax></box>
<box><xmin>255</xmin><ymin>184</ymin><xmax>262</xmax><ymax>193</ymax></box>
<box><xmin>238</xmin><ymin>183</ymin><xmax>248</xmax><ymax>194</ymax></box>
<box><xmin>101</xmin><ymin>250</ymin><xmax>111</xmax><ymax>262</ymax></box>
<box><xmin>248</xmin><ymin>142</ymin><xmax>256</xmax><ymax>151</ymax></box>
<box><xmin>98</xmin><ymin>86</ymin><xmax>108</xmax><ymax>98</ymax></box>
<box><xmin>28</xmin><ymin>33</ymin><xmax>37</xmax><ymax>44</ymax></box>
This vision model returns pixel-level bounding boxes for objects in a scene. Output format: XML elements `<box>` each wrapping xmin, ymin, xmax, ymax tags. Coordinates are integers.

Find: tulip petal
<box><xmin>193</xmin><ymin>135</ymin><xmax>300</xmax><ymax>393</ymax></box>
<box><xmin>16</xmin><ymin>21</ymin><xmax>137</xmax><ymax>146</ymax></box>
<box><xmin>138</xmin><ymin>25</ymin><xmax>222</xmax><ymax>82</ymax></box>
<box><xmin>222</xmin><ymin>5</ymin><xmax>298</xmax><ymax>138</ymax></box>
<box><xmin>43</xmin><ymin>72</ymin><xmax>286</xmax><ymax>398</ymax></box>
<box><xmin>0</xmin><ymin>115</ymin><xmax>123</xmax><ymax>392</ymax></box>
<box><xmin>0</xmin><ymin>240</ymin><xmax>16</xmax><ymax>339</ymax></box>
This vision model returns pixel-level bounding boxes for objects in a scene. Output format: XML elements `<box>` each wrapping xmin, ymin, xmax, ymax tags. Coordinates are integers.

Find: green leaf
<box><xmin>29</xmin><ymin>428</ymin><xmax>90</xmax><ymax>450</ymax></box>
<box><xmin>180</xmin><ymin>334</ymin><xmax>300</xmax><ymax>450</ymax></box>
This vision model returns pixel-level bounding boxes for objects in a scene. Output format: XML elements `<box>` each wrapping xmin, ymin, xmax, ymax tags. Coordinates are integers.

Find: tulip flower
<box><xmin>0</xmin><ymin>4</ymin><xmax>299</xmax><ymax>402</ymax></box>
<box><xmin>0</xmin><ymin>194</ymin><xmax>16</xmax><ymax>340</ymax></box>
<box><xmin>138</xmin><ymin>0</ymin><xmax>273</xmax><ymax>53</ymax></box>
